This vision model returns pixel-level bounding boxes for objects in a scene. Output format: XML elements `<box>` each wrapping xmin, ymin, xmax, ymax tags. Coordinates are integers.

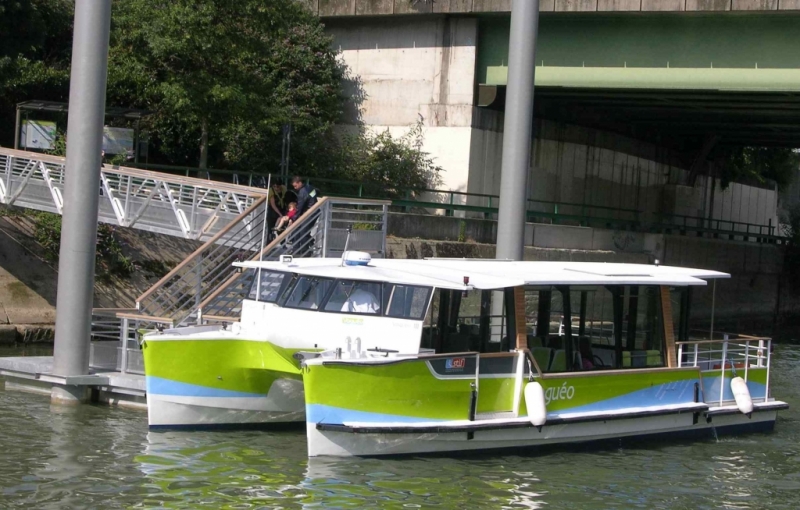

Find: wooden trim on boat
<box><xmin>661</xmin><ymin>285</ymin><xmax>677</xmax><ymax>368</ymax></box>
<box><xmin>514</xmin><ymin>286</ymin><xmax>527</xmax><ymax>350</ymax></box>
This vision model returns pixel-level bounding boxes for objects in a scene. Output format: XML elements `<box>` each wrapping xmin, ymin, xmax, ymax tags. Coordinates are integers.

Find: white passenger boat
<box><xmin>265</xmin><ymin>255</ymin><xmax>787</xmax><ymax>457</ymax></box>
<box><xmin>142</xmin><ymin>252</ymin><xmax>438</xmax><ymax>427</ymax></box>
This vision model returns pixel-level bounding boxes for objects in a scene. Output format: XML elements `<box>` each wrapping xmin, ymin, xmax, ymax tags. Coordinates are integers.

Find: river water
<box><xmin>1</xmin><ymin>345</ymin><xmax>799</xmax><ymax>509</ymax></box>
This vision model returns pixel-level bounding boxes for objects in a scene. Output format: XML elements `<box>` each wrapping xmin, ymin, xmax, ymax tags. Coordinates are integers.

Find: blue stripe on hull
<box><xmin>551</xmin><ymin>380</ymin><xmax>698</xmax><ymax>415</ymax></box>
<box><xmin>146</xmin><ymin>376</ymin><xmax>265</xmax><ymax>398</ymax></box>
<box><xmin>702</xmin><ymin>377</ymin><xmax>767</xmax><ymax>401</ymax></box>
<box><xmin>306</xmin><ymin>404</ymin><xmax>449</xmax><ymax>424</ymax></box>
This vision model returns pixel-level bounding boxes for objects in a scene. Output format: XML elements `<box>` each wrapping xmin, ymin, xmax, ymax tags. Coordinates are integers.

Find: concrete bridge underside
<box><xmin>476</xmin><ymin>13</ymin><xmax>800</xmax><ymax>149</ymax></box>
<box><xmin>325</xmin><ymin>9</ymin><xmax>799</xmax><ymax>234</ymax></box>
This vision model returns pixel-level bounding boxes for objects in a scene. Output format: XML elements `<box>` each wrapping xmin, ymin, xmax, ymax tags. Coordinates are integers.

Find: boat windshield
<box><xmin>247</xmin><ymin>269</ymin><xmax>433</xmax><ymax>321</ymax></box>
<box><xmin>247</xmin><ymin>270</ymin><xmax>293</xmax><ymax>303</ymax></box>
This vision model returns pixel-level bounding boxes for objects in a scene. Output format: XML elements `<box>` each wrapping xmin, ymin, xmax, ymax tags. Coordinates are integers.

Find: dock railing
<box><xmin>89</xmin><ymin>309</ymin><xmax>173</xmax><ymax>375</ymax></box>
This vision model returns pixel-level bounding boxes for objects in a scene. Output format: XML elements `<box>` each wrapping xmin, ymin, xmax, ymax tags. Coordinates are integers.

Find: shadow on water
<box><xmin>1</xmin><ymin>344</ymin><xmax>800</xmax><ymax>508</ymax></box>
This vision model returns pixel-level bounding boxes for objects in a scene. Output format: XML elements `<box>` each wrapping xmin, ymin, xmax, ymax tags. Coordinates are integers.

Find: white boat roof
<box><xmin>234</xmin><ymin>258</ymin><xmax>728</xmax><ymax>290</ymax></box>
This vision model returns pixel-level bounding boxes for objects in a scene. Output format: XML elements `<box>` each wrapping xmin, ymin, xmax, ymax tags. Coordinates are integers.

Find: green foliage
<box><xmin>1</xmin><ymin>0</ymin><xmax>443</xmax><ymax>199</ymax></box>
<box><xmin>96</xmin><ymin>226</ymin><xmax>135</xmax><ymax>280</ymax></box>
<box><xmin>325</xmin><ymin>119</ymin><xmax>444</xmax><ymax>198</ymax></box>
<box><xmin>717</xmin><ymin>147</ymin><xmax>800</xmax><ymax>190</ymax></box>
<box><xmin>46</xmin><ymin>130</ymin><xmax>66</xmax><ymax>157</ymax></box>
<box><xmin>27</xmin><ymin>211</ymin><xmax>134</xmax><ymax>281</ymax></box>
<box><xmin>0</xmin><ymin>0</ymin><xmax>73</xmax><ymax>145</ymax></box>
<box><xmin>109</xmin><ymin>0</ymin><xmax>345</xmax><ymax>170</ymax></box>
<box><xmin>30</xmin><ymin>210</ymin><xmax>62</xmax><ymax>260</ymax></box>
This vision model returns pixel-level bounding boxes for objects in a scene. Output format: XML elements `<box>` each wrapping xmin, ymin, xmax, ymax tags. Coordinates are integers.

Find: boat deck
<box><xmin>0</xmin><ymin>356</ymin><xmax>146</xmax><ymax>409</ymax></box>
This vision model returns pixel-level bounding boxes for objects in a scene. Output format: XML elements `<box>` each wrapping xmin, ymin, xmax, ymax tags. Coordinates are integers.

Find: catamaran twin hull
<box><xmin>143</xmin><ymin>333</ymin><xmax>305</xmax><ymax>428</ymax></box>
<box><xmin>303</xmin><ymin>353</ymin><xmax>788</xmax><ymax>457</ymax></box>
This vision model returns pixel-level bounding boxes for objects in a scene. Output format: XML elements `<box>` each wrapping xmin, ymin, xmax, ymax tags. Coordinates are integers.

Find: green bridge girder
<box><xmin>478</xmin><ymin>14</ymin><xmax>800</xmax><ymax>148</ymax></box>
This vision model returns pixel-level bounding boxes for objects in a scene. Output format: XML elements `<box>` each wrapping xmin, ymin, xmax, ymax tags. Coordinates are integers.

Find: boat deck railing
<box><xmin>676</xmin><ymin>332</ymin><xmax>772</xmax><ymax>406</ymax></box>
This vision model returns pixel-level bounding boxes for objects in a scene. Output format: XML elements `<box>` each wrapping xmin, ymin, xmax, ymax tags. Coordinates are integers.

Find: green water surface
<box><xmin>1</xmin><ymin>345</ymin><xmax>799</xmax><ymax>509</ymax></box>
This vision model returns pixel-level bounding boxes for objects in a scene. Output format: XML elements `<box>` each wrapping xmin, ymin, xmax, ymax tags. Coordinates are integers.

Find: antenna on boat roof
<box><xmin>340</xmin><ymin>226</ymin><xmax>353</xmax><ymax>267</ymax></box>
<box><xmin>256</xmin><ymin>173</ymin><xmax>272</xmax><ymax>299</ymax></box>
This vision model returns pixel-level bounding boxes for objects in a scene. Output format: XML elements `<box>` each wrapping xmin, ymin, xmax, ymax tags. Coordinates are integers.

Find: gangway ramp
<box><xmin>0</xmin><ymin>147</ymin><xmax>266</xmax><ymax>239</ymax></box>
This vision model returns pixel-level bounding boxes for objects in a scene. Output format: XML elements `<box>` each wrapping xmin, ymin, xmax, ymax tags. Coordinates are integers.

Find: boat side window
<box><xmin>323</xmin><ymin>280</ymin><xmax>382</xmax><ymax>315</ymax></box>
<box><xmin>382</xmin><ymin>284</ymin><xmax>431</xmax><ymax>320</ymax></box>
<box><xmin>283</xmin><ymin>276</ymin><xmax>334</xmax><ymax>310</ymax></box>
<box><xmin>247</xmin><ymin>270</ymin><xmax>292</xmax><ymax>303</ymax></box>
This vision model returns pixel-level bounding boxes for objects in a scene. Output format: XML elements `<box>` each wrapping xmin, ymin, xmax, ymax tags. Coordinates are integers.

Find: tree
<box><xmin>717</xmin><ymin>146</ymin><xmax>800</xmax><ymax>190</ymax></box>
<box><xmin>109</xmin><ymin>0</ymin><xmax>346</xmax><ymax>170</ymax></box>
<box><xmin>0</xmin><ymin>0</ymin><xmax>73</xmax><ymax>146</ymax></box>
<box><xmin>326</xmin><ymin>120</ymin><xmax>444</xmax><ymax>198</ymax></box>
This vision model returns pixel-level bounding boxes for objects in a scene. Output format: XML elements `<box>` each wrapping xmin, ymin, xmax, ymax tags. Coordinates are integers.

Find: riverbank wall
<box><xmin>0</xmin><ymin>210</ymin><xmax>795</xmax><ymax>343</ymax></box>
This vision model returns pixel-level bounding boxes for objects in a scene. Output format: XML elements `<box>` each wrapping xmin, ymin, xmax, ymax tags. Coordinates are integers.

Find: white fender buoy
<box><xmin>731</xmin><ymin>376</ymin><xmax>753</xmax><ymax>415</ymax></box>
<box><xmin>524</xmin><ymin>381</ymin><xmax>547</xmax><ymax>426</ymax></box>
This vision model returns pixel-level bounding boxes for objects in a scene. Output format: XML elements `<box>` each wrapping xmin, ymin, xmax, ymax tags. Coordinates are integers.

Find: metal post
<box><xmin>496</xmin><ymin>0</ymin><xmax>539</xmax><ymax>261</ymax></box>
<box><xmin>709</xmin><ymin>279</ymin><xmax>716</xmax><ymax>341</ymax></box>
<box><xmin>14</xmin><ymin>107</ymin><xmax>21</xmax><ymax>150</ymax></box>
<box><xmin>719</xmin><ymin>340</ymin><xmax>727</xmax><ymax>406</ymax></box>
<box><xmin>51</xmin><ymin>0</ymin><xmax>112</xmax><ymax>404</ymax></box>
<box><xmin>119</xmin><ymin>318</ymin><xmax>129</xmax><ymax>374</ymax></box>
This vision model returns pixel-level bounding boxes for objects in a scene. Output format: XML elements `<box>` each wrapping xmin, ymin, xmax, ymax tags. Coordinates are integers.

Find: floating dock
<box><xmin>0</xmin><ymin>356</ymin><xmax>146</xmax><ymax>409</ymax></box>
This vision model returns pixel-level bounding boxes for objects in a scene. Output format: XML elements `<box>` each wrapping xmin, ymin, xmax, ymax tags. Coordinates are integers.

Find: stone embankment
<box><xmin>0</xmin><ymin>210</ymin><xmax>795</xmax><ymax>343</ymax></box>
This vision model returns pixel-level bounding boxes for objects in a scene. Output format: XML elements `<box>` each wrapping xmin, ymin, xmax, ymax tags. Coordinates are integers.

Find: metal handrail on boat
<box><xmin>677</xmin><ymin>336</ymin><xmax>772</xmax><ymax>406</ymax></box>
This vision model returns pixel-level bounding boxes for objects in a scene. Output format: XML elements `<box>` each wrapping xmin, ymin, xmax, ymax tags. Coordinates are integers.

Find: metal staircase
<box><xmin>91</xmin><ymin>196</ymin><xmax>389</xmax><ymax>373</ymax></box>
<box><xmin>1</xmin><ymin>147</ymin><xmax>389</xmax><ymax>374</ymax></box>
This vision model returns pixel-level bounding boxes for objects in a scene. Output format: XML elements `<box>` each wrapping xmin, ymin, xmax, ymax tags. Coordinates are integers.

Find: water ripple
<box><xmin>1</xmin><ymin>344</ymin><xmax>800</xmax><ymax>508</ymax></box>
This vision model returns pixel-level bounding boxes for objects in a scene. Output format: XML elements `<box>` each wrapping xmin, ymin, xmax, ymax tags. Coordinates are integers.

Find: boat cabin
<box><xmin>235</xmin><ymin>255</ymin><xmax>725</xmax><ymax>373</ymax></box>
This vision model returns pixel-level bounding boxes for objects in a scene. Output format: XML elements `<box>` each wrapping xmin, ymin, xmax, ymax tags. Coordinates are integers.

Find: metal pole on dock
<box><xmin>495</xmin><ymin>0</ymin><xmax>539</xmax><ymax>261</ymax></box>
<box><xmin>51</xmin><ymin>0</ymin><xmax>112</xmax><ymax>404</ymax></box>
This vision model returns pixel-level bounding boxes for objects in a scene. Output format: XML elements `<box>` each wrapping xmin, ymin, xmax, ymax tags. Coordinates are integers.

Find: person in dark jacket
<box><xmin>290</xmin><ymin>175</ymin><xmax>318</xmax><ymax>216</ymax></box>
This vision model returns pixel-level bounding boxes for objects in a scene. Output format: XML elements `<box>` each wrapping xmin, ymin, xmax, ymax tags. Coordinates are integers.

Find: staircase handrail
<box><xmin>135</xmin><ymin>195</ymin><xmax>267</xmax><ymax>307</ymax></box>
<box><xmin>194</xmin><ymin>197</ymin><xmax>331</xmax><ymax>314</ymax></box>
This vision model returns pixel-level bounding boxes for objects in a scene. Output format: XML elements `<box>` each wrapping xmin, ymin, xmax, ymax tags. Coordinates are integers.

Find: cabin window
<box><xmin>247</xmin><ymin>270</ymin><xmax>292</xmax><ymax>303</ymax></box>
<box><xmin>323</xmin><ymin>280</ymin><xmax>382</xmax><ymax>314</ymax></box>
<box><xmin>283</xmin><ymin>276</ymin><xmax>334</xmax><ymax>310</ymax></box>
<box><xmin>421</xmin><ymin>289</ymin><xmax>503</xmax><ymax>354</ymax></box>
<box><xmin>522</xmin><ymin>286</ymin><xmax>668</xmax><ymax>372</ymax></box>
<box><xmin>618</xmin><ymin>286</ymin><xmax>665</xmax><ymax>368</ymax></box>
<box><xmin>382</xmin><ymin>284</ymin><xmax>431</xmax><ymax>320</ymax></box>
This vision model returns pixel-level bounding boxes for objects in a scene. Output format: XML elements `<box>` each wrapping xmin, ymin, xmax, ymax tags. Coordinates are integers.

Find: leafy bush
<box><xmin>28</xmin><ymin>210</ymin><xmax>134</xmax><ymax>281</ymax></box>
